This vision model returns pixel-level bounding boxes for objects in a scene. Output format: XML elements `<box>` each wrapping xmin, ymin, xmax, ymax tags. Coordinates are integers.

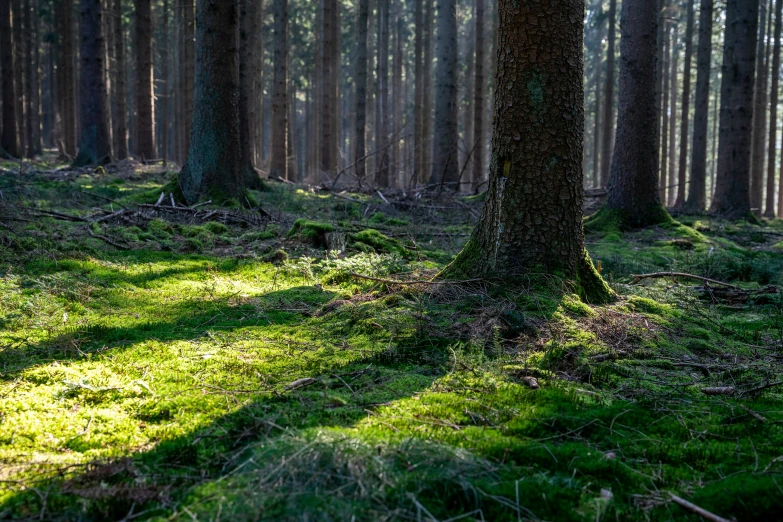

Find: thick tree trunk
<box><xmin>74</xmin><ymin>0</ymin><xmax>112</xmax><ymax>166</ymax></box>
<box><xmin>180</xmin><ymin>0</ymin><xmax>194</xmax><ymax>165</ymax></box>
<box><xmin>599</xmin><ymin>0</ymin><xmax>617</xmax><ymax>188</ymax></box>
<box><xmin>765</xmin><ymin>0</ymin><xmax>782</xmax><ymax>217</ymax></box>
<box><xmin>429</xmin><ymin>0</ymin><xmax>458</xmax><ymax>189</ymax></box>
<box><xmin>0</xmin><ymin>0</ymin><xmax>18</xmax><ymax>157</ymax></box>
<box><xmin>135</xmin><ymin>0</ymin><xmax>154</xmax><ymax>159</ymax></box>
<box><xmin>685</xmin><ymin>0</ymin><xmax>714</xmax><ymax>211</ymax></box>
<box><xmin>112</xmin><ymin>0</ymin><xmax>127</xmax><ymax>159</ymax></box>
<box><xmin>179</xmin><ymin>0</ymin><xmax>243</xmax><ymax>204</ymax></box>
<box><xmin>445</xmin><ymin>0</ymin><xmax>611</xmax><ymax>303</ymax></box>
<box><xmin>355</xmin><ymin>0</ymin><xmax>369</xmax><ymax>183</ymax></box>
<box><xmin>239</xmin><ymin>0</ymin><xmax>262</xmax><ymax>188</ymax></box>
<box><xmin>472</xmin><ymin>0</ymin><xmax>485</xmax><ymax>191</ymax></box>
<box><xmin>749</xmin><ymin>0</ymin><xmax>769</xmax><ymax>214</ymax></box>
<box><xmin>710</xmin><ymin>0</ymin><xmax>759</xmax><ymax>219</ymax></box>
<box><xmin>270</xmin><ymin>0</ymin><xmax>288</xmax><ymax>180</ymax></box>
<box><xmin>601</xmin><ymin>0</ymin><xmax>669</xmax><ymax>228</ymax></box>
<box><xmin>674</xmin><ymin>0</ymin><xmax>696</xmax><ymax>208</ymax></box>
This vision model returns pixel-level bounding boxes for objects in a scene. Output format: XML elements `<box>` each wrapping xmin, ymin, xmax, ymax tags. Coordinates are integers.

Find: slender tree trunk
<box><xmin>749</xmin><ymin>0</ymin><xmax>769</xmax><ymax>214</ymax></box>
<box><xmin>179</xmin><ymin>0</ymin><xmax>243</xmax><ymax>204</ymax></box>
<box><xmin>656</xmin><ymin>0</ymin><xmax>667</xmax><ymax>196</ymax></box>
<box><xmin>392</xmin><ymin>1</ymin><xmax>402</xmax><ymax>186</ymax></box>
<box><xmin>160</xmin><ymin>0</ymin><xmax>169</xmax><ymax>159</ymax></box>
<box><xmin>667</xmin><ymin>22</ymin><xmax>679</xmax><ymax>207</ymax></box>
<box><xmin>429</xmin><ymin>0</ymin><xmax>458</xmax><ymax>188</ymax></box>
<box><xmin>660</xmin><ymin>7</ymin><xmax>671</xmax><ymax>203</ymax></box>
<box><xmin>240</xmin><ymin>0</ymin><xmax>262</xmax><ymax>188</ymax></box>
<box><xmin>472</xmin><ymin>0</ymin><xmax>485</xmax><ymax>192</ymax></box>
<box><xmin>288</xmin><ymin>73</ymin><xmax>297</xmax><ymax>180</ymax></box>
<box><xmin>355</xmin><ymin>0</ymin><xmax>369</xmax><ymax>183</ymax></box>
<box><xmin>320</xmin><ymin>0</ymin><xmax>336</xmax><ymax>176</ymax></box>
<box><xmin>765</xmin><ymin>0</ymin><xmax>782</xmax><ymax>217</ymax></box>
<box><xmin>599</xmin><ymin>0</ymin><xmax>617</xmax><ymax>187</ymax></box>
<box><xmin>181</xmin><ymin>0</ymin><xmax>194</xmax><ymax>165</ymax></box>
<box><xmin>413</xmin><ymin>0</ymin><xmax>423</xmax><ymax>187</ymax></box>
<box><xmin>421</xmin><ymin>0</ymin><xmax>433</xmax><ymax>188</ymax></box>
<box><xmin>134</xmin><ymin>0</ymin><xmax>154</xmax><ymax>159</ymax></box>
<box><xmin>112</xmin><ymin>0</ymin><xmax>127</xmax><ymax>158</ymax></box>
<box><xmin>445</xmin><ymin>0</ymin><xmax>610</xmax><ymax>303</ymax></box>
<box><xmin>270</xmin><ymin>0</ymin><xmax>288</xmax><ymax>180</ymax></box>
<box><xmin>463</xmin><ymin>17</ymin><xmax>475</xmax><ymax>188</ymax></box>
<box><xmin>11</xmin><ymin>0</ymin><xmax>24</xmax><ymax>152</ymax></box>
<box><xmin>592</xmin><ymin>12</ymin><xmax>604</xmax><ymax>189</ymax></box>
<box><xmin>0</xmin><ymin>0</ymin><xmax>18</xmax><ymax>157</ymax></box>
<box><xmin>710</xmin><ymin>0</ymin><xmax>759</xmax><ymax>219</ymax></box>
<box><xmin>23</xmin><ymin>0</ymin><xmax>34</xmax><ymax>157</ymax></box>
<box><xmin>686</xmin><ymin>0</ymin><xmax>715</xmax><ymax>211</ymax></box>
<box><xmin>674</xmin><ymin>0</ymin><xmax>696</xmax><ymax>207</ymax></box>
<box><xmin>375</xmin><ymin>0</ymin><xmax>390</xmax><ymax>187</ymax></box>
<box><xmin>254</xmin><ymin>0</ymin><xmax>264</xmax><ymax>166</ymax></box>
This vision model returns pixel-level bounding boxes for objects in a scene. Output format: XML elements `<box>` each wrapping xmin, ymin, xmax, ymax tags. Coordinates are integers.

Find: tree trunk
<box><xmin>112</xmin><ymin>0</ymin><xmax>127</xmax><ymax>159</ymax></box>
<box><xmin>180</xmin><ymin>0</ymin><xmax>194</xmax><ymax>165</ymax></box>
<box><xmin>599</xmin><ymin>0</ymin><xmax>617</xmax><ymax>188</ymax></box>
<box><xmin>667</xmin><ymin>22</ymin><xmax>679</xmax><ymax>207</ymax></box>
<box><xmin>392</xmin><ymin>1</ymin><xmax>403</xmax><ymax>186</ymax></box>
<box><xmin>421</xmin><ymin>0</ymin><xmax>433</xmax><ymax>188</ymax></box>
<box><xmin>240</xmin><ymin>0</ymin><xmax>262</xmax><ymax>188</ymax></box>
<box><xmin>685</xmin><ymin>0</ymin><xmax>715</xmax><ymax>211</ymax></box>
<box><xmin>429</xmin><ymin>0</ymin><xmax>458</xmax><ymax>189</ymax></box>
<box><xmin>592</xmin><ymin>10</ymin><xmax>604</xmax><ymax>189</ymax></box>
<box><xmin>710</xmin><ymin>0</ymin><xmax>759</xmax><ymax>219</ymax></box>
<box><xmin>270</xmin><ymin>0</ymin><xmax>288</xmax><ymax>180</ymax></box>
<box><xmin>660</xmin><ymin>5</ymin><xmax>671</xmax><ymax>203</ymax></box>
<box><xmin>472</xmin><ymin>0</ymin><xmax>485</xmax><ymax>192</ymax></box>
<box><xmin>674</xmin><ymin>0</ymin><xmax>696</xmax><ymax>208</ymax></box>
<box><xmin>462</xmin><ymin>16</ymin><xmax>475</xmax><ymax>188</ymax></box>
<box><xmin>412</xmin><ymin>0</ymin><xmax>423</xmax><ymax>187</ymax></box>
<box><xmin>749</xmin><ymin>0</ymin><xmax>769</xmax><ymax>214</ymax></box>
<box><xmin>600</xmin><ymin>0</ymin><xmax>669</xmax><ymax>228</ymax></box>
<box><xmin>0</xmin><ymin>0</ymin><xmax>18</xmax><ymax>157</ymax></box>
<box><xmin>23</xmin><ymin>0</ymin><xmax>34</xmax><ymax>157</ymax></box>
<box><xmin>444</xmin><ymin>0</ymin><xmax>611</xmax><ymax>303</ymax></box>
<box><xmin>354</xmin><ymin>0</ymin><xmax>369</xmax><ymax>183</ymax></box>
<box><xmin>375</xmin><ymin>0</ymin><xmax>390</xmax><ymax>187</ymax></box>
<box><xmin>11</xmin><ymin>0</ymin><xmax>24</xmax><ymax>152</ymax></box>
<box><xmin>320</xmin><ymin>0</ymin><xmax>336</xmax><ymax>176</ymax></box>
<box><xmin>160</xmin><ymin>0</ymin><xmax>169</xmax><ymax>159</ymax></box>
<box><xmin>179</xmin><ymin>0</ymin><xmax>243</xmax><ymax>204</ymax></box>
<box><xmin>655</xmin><ymin>0</ymin><xmax>666</xmax><ymax>196</ymax></box>
<box><xmin>765</xmin><ymin>0</ymin><xmax>782</xmax><ymax>217</ymax></box>
<box><xmin>74</xmin><ymin>0</ymin><xmax>113</xmax><ymax>166</ymax></box>
<box><xmin>134</xmin><ymin>0</ymin><xmax>154</xmax><ymax>159</ymax></box>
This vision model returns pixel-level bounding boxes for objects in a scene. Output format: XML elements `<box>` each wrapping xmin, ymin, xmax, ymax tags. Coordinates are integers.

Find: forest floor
<box><xmin>0</xmin><ymin>158</ymin><xmax>782</xmax><ymax>521</ymax></box>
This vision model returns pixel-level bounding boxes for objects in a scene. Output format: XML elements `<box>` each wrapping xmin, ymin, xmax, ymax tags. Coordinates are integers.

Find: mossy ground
<box><xmin>1</xmin><ymin>160</ymin><xmax>783</xmax><ymax>521</ymax></box>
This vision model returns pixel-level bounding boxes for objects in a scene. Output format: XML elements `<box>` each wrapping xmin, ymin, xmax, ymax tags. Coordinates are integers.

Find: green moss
<box><xmin>586</xmin><ymin>205</ymin><xmax>674</xmax><ymax>232</ymax></box>
<box><xmin>287</xmin><ymin>219</ymin><xmax>336</xmax><ymax>247</ymax></box>
<box><xmin>575</xmin><ymin>253</ymin><xmax>615</xmax><ymax>305</ymax></box>
<box><xmin>350</xmin><ymin>229</ymin><xmax>412</xmax><ymax>258</ymax></box>
<box><xmin>203</xmin><ymin>222</ymin><xmax>229</xmax><ymax>235</ymax></box>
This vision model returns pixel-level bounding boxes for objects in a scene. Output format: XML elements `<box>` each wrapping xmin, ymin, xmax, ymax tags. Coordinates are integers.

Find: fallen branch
<box><xmin>668</xmin><ymin>493</ymin><xmax>732</xmax><ymax>522</ymax></box>
<box><xmin>700</xmin><ymin>386</ymin><xmax>735</xmax><ymax>396</ymax></box>
<box><xmin>741</xmin><ymin>380</ymin><xmax>783</xmax><ymax>396</ymax></box>
<box><xmin>86</xmin><ymin>228</ymin><xmax>131</xmax><ymax>250</ymax></box>
<box><xmin>631</xmin><ymin>272</ymin><xmax>740</xmax><ymax>290</ymax></box>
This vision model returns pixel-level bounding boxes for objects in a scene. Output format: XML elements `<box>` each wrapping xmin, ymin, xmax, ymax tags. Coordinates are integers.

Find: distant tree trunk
<box><xmin>592</xmin><ymin>13</ymin><xmax>604</xmax><ymax>189</ymax></box>
<box><xmin>392</xmin><ymin>2</ymin><xmax>403</xmax><ymax>186</ymax></box>
<box><xmin>355</xmin><ymin>0</ymin><xmax>369</xmax><ymax>182</ymax></box>
<box><xmin>23</xmin><ymin>0</ymin><xmax>34</xmax><ymax>157</ymax></box>
<box><xmin>254</xmin><ymin>0</ymin><xmax>264</xmax><ymax>166</ymax></box>
<box><xmin>660</xmin><ymin>11</ymin><xmax>671</xmax><ymax>203</ymax></box>
<box><xmin>444</xmin><ymin>0</ymin><xmax>611</xmax><ymax>303</ymax></box>
<box><xmin>376</xmin><ymin>0</ymin><xmax>390</xmax><ymax>187</ymax></box>
<box><xmin>0</xmin><ymin>0</ymin><xmax>18</xmax><ymax>157</ymax></box>
<box><xmin>320</xmin><ymin>0</ymin><xmax>337</xmax><ymax>176</ymax></box>
<box><xmin>472</xmin><ymin>0</ymin><xmax>485</xmax><ymax>191</ymax></box>
<box><xmin>11</xmin><ymin>0</ymin><xmax>24</xmax><ymax>151</ymax></box>
<box><xmin>74</xmin><ymin>0</ymin><xmax>113</xmax><ymax>166</ymax></box>
<box><xmin>160</xmin><ymin>0</ymin><xmax>169</xmax><ymax>160</ymax></box>
<box><xmin>134</xmin><ymin>0</ymin><xmax>154</xmax><ymax>159</ymax></box>
<box><xmin>599</xmin><ymin>0</ymin><xmax>617</xmax><ymax>187</ymax></box>
<box><xmin>26</xmin><ymin>0</ymin><xmax>42</xmax><ymax>156</ymax></box>
<box><xmin>765</xmin><ymin>0</ymin><xmax>782</xmax><ymax>217</ymax></box>
<box><xmin>749</xmin><ymin>0</ymin><xmax>769</xmax><ymax>214</ymax></box>
<box><xmin>655</xmin><ymin>0</ymin><xmax>666</xmax><ymax>194</ymax></box>
<box><xmin>674</xmin><ymin>0</ymin><xmax>695</xmax><ymax>208</ymax></box>
<box><xmin>240</xmin><ymin>0</ymin><xmax>262</xmax><ymax>188</ymax></box>
<box><xmin>179</xmin><ymin>0</ymin><xmax>194</xmax><ymax>165</ymax></box>
<box><xmin>412</xmin><ymin>0</ymin><xmax>423</xmax><ymax>187</ymax></box>
<box><xmin>288</xmin><ymin>75</ymin><xmax>297</xmax><ymax>180</ymax></box>
<box><xmin>179</xmin><ymin>0</ymin><xmax>243</xmax><ymax>204</ymax></box>
<box><xmin>429</xmin><ymin>0</ymin><xmax>458</xmax><ymax>189</ymax></box>
<box><xmin>421</xmin><ymin>0</ymin><xmax>433</xmax><ymax>188</ymax></box>
<box><xmin>599</xmin><ymin>0</ymin><xmax>669</xmax><ymax>228</ymax></box>
<box><xmin>686</xmin><ymin>0</ymin><xmax>715</xmax><ymax>211</ymax></box>
<box><xmin>112</xmin><ymin>0</ymin><xmax>127</xmax><ymax>159</ymax></box>
<box><xmin>270</xmin><ymin>0</ymin><xmax>288</xmax><ymax>180</ymax></box>
<box><xmin>710</xmin><ymin>0</ymin><xmax>759</xmax><ymax>219</ymax></box>
<box><xmin>462</xmin><ymin>17</ymin><xmax>475</xmax><ymax>187</ymax></box>
<box><xmin>667</xmin><ymin>22</ymin><xmax>679</xmax><ymax>206</ymax></box>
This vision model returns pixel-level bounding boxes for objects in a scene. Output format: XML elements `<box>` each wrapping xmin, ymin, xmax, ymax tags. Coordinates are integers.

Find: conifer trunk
<box><xmin>135</xmin><ymin>0</ymin><xmax>154</xmax><ymax>160</ymax></box>
<box><xmin>112</xmin><ymin>0</ymin><xmax>127</xmax><ymax>159</ymax></box>
<box><xmin>429</xmin><ymin>0</ymin><xmax>458</xmax><ymax>189</ymax></box>
<box><xmin>765</xmin><ymin>0</ymin><xmax>782</xmax><ymax>218</ymax></box>
<box><xmin>270</xmin><ymin>0</ymin><xmax>288</xmax><ymax>180</ymax></box>
<box><xmin>599</xmin><ymin>0</ymin><xmax>616</xmax><ymax>187</ymax></box>
<box><xmin>0</xmin><ymin>0</ymin><xmax>18</xmax><ymax>157</ymax></box>
<box><xmin>355</xmin><ymin>0</ymin><xmax>369</xmax><ymax>183</ymax></box>
<box><xmin>674</xmin><ymin>0</ymin><xmax>695</xmax><ymax>208</ymax></box>
<box><xmin>749</xmin><ymin>0</ymin><xmax>769</xmax><ymax>214</ymax></box>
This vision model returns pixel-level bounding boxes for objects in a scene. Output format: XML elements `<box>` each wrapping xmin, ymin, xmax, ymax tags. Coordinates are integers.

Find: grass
<box><xmin>0</xmin><ymin>160</ymin><xmax>782</xmax><ymax>521</ymax></box>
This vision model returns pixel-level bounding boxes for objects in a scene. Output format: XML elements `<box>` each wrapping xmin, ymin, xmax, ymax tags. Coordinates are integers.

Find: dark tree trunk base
<box><xmin>585</xmin><ymin>205</ymin><xmax>673</xmax><ymax>232</ymax></box>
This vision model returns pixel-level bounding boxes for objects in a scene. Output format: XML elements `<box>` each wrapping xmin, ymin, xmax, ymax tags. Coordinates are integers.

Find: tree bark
<box><xmin>74</xmin><ymin>0</ymin><xmax>113</xmax><ymax>166</ymax></box>
<box><xmin>710</xmin><ymin>0</ymin><xmax>759</xmax><ymax>219</ymax></box>
<box><xmin>111</xmin><ymin>0</ymin><xmax>127</xmax><ymax>159</ymax></box>
<box><xmin>660</xmin><ymin>4</ymin><xmax>671</xmax><ymax>203</ymax></box>
<box><xmin>0</xmin><ymin>0</ymin><xmax>18</xmax><ymax>157</ymax></box>
<box><xmin>685</xmin><ymin>0</ymin><xmax>714</xmax><ymax>211</ymax></box>
<box><xmin>270</xmin><ymin>0</ymin><xmax>288</xmax><ymax>180</ymax></box>
<box><xmin>472</xmin><ymin>0</ymin><xmax>485</xmax><ymax>191</ymax></box>
<box><xmin>667</xmin><ymin>22</ymin><xmax>678</xmax><ymax>207</ymax></box>
<box><xmin>599</xmin><ymin>0</ymin><xmax>617</xmax><ymax>188</ymax></box>
<box><xmin>421</xmin><ymin>0</ymin><xmax>433</xmax><ymax>189</ymax></box>
<box><xmin>160</xmin><ymin>0</ymin><xmax>169</xmax><ymax>159</ymax></box>
<box><xmin>355</xmin><ymin>0</ymin><xmax>369</xmax><ymax>183</ymax></box>
<box><xmin>23</xmin><ymin>0</ymin><xmax>34</xmax><ymax>157</ymax></box>
<box><xmin>240</xmin><ymin>0</ymin><xmax>262</xmax><ymax>188</ymax></box>
<box><xmin>749</xmin><ymin>0</ymin><xmax>769</xmax><ymax>214</ymax></box>
<box><xmin>444</xmin><ymin>0</ymin><xmax>611</xmax><ymax>303</ymax></box>
<box><xmin>376</xmin><ymin>0</ymin><xmax>390</xmax><ymax>187</ymax></box>
<box><xmin>320</xmin><ymin>0</ymin><xmax>337</xmax><ymax>176</ymax></box>
<box><xmin>178</xmin><ymin>0</ymin><xmax>243</xmax><ymax>204</ymax></box>
<box><xmin>412</xmin><ymin>0</ymin><xmax>423</xmax><ymax>187</ymax></box>
<box><xmin>674</xmin><ymin>0</ymin><xmax>696</xmax><ymax>208</ymax></box>
<box><xmin>600</xmin><ymin>0</ymin><xmax>669</xmax><ymax>228</ymax></box>
<box><xmin>429</xmin><ymin>0</ymin><xmax>458</xmax><ymax>189</ymax></box>
<box><xmin>592</xmin><ymin>9</ymin><xmax>604</xmax><ymax>189</ymax></box>
<box><xmin>134</xmin><ymin>0</ymin><xmax>154</xmax><ymax>159</ymax></box>
<box><xmin>765</xmin><ymin>0</ymin><xmax>782</xmax><ymax>217</ymax></box>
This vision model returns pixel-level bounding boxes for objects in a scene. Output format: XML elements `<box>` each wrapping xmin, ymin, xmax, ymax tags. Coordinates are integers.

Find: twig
<box><xmin>740</xmin><ymin>404</ymin><xmax>767</xmax><ymax>423</ymax></box>
<box><xmin>80</xmin><ymin>190</ymin><xmax>129</xmax><ymax>210</ymax></box>
<box><xmin>741</xmin><ymin>380</ymin><xmax>783</xmax><ymax>396</ymax></box>
<box><xmin>631</xmin><ymin>272</ymin><xmax>740</xmax><ymax>290</ymax></box>
<box><xmin>86</xmin><ymin>227</ymin><xmax>131</xmax><ymax>250</ymax></box>
<box><xmin>668</xmin><ymin>493</ymin><xmax>732</xmax><ymax>522</ymax></box>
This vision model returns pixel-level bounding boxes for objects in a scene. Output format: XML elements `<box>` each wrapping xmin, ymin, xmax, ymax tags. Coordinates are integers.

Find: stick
<box><xmin>668</xmin><ymin>493</ymin><xmax>732</xmax><ymax>522</ymax></box>
<box><xmin>350</xmin><ymin>273</ymin><xmax>483</xmax><ymax>286</ymax></box>
<box><xmin>741</xmin><ymin>380</ymin><xmax>783</xmax><ymax>396</ymax></box>
<box><xmin>80</xmin><ymin>190</ymin><xmax>129</xmax><ymax>210</ymax></box>
<box><xmin>87</xmin><ymin>228</ymin><xmax>131</xmax><ymax>250</ymax></box>
<box><xmin>631</xmin><ymin>272</ymin><xmax>740</xmax><ymax>290</ymax></box>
